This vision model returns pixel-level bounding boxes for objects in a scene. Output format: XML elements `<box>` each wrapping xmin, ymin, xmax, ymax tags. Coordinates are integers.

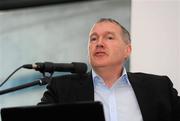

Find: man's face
<box><xmin>88</xmin><ymin>22</ymin><xmax>131</xmax><ymax>69</ymax></box>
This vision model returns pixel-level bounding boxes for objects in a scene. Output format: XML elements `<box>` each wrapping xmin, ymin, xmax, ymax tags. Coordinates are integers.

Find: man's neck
<box><xmin>93</xmin><ymin>66</ymin><xmax>123</xmax><ymax>88</ymax></box>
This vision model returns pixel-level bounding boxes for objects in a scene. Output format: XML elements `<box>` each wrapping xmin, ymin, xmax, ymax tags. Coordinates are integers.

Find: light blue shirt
<box><xmin>92</xmin><ymin>68</ymin><xmax>143</xmax><ymax>121</ymax></box>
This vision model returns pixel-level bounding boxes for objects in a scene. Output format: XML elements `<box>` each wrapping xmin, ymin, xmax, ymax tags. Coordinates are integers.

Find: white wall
<box><xmin>131</xmin><ymin>0</ymin><xmax>180</xmax><ymax>93</ymax></box>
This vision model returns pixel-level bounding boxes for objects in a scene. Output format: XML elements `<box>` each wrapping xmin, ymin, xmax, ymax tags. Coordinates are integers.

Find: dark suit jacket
<box><xmin>38</xmin><ymin>72</ymin><xmax>180</xmax><ymax>121</ymax></box>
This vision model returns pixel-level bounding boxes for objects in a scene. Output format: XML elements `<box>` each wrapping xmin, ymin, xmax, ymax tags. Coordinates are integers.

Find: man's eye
<box><xmin>107</xmin><ymin>36</ymin><xmax>113</xmax><ymax>40</ymax></box>
<box><xmin>90</xmin><ymin>37</ymin><xmax>97</xmax><ymax>41</ymax></box>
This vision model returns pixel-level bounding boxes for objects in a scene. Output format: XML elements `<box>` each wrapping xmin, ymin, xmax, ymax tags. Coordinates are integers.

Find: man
<box><xmin>38</xmin><ymin>18</ymin><xmax>180</xmax><ymax>121</ymax></box>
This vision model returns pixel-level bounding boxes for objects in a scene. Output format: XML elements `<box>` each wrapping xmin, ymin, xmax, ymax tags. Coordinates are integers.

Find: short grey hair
<box><xmin>96</xmin><ymin>18</ymin><xmax>131</xmax><ymax>44</ymax></box>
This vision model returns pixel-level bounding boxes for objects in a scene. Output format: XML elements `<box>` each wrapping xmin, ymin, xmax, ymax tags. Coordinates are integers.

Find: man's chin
<box><xmin>91</xmin><ymin>63</ymin><xmax>108</xmax><ymax>68</ymax></box>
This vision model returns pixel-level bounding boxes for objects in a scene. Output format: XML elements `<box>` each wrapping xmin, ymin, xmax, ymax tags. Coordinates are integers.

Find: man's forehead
<box><xmin>93</xmin><ymin>21</ymin><xmax>119</xmax><ymax>28</ymax></box>
<box><xmin>89</xmin><ymin>22</ymin><xmax>122</xmax><ymax>35</ymax></box>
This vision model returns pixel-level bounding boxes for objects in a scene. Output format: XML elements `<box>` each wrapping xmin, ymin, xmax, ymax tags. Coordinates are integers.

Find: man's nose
<box><xmin>96</xmin><ymin>38</ymin><xmax>104</xmax><ymax>48</ymax></box>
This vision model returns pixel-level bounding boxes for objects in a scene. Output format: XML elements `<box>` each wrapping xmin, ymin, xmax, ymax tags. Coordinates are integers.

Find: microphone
<box><xmin>23</xmin><ymin>62</ymin><xmax>87</xmax><ymax>74</ymax></box>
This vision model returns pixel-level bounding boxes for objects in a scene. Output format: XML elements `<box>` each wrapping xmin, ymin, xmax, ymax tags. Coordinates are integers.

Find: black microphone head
<box><xmin>71</xmin><ymin>62</ymin><xmax>87</xmax><ymax>74</ymax></box>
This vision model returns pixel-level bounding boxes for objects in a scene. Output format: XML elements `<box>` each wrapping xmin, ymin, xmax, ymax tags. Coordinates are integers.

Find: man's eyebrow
<box><xmin>89</xmin><ymin>32</ymin><xmax>98</xmax><ymax>37</ymax></box>
<box><xmin>104</xmin><ymin>31</ymin><xmax>116</xmax><ymax>35</ymax></box>
<box><xmin>89</xmin><ymin>31</ymin><xmax>116</xmax><ymax>37</ymax></box>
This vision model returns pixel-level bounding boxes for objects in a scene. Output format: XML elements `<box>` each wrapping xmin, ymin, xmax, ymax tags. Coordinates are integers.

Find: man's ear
<box><xmin>124</xmin><ymin>44</ymin><xmax>132</xmax><ymax>60</ymax></box>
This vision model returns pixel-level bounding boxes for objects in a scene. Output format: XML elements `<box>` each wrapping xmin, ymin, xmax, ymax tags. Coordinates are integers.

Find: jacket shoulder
<box><xmin>127</xmin><ymin>72</ymin><xmax>170</xmax><ymax>80</ymax></box>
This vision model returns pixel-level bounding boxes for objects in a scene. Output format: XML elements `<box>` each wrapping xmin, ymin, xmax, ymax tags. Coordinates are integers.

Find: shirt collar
<box><xmin>92</xmin><ymin>67</ymin><xmax>131</xmax><ymax>88</ymax></box>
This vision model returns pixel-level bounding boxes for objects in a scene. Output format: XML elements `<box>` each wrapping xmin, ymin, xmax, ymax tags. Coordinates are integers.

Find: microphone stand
<box><xmin>0</xmin><ymin>77</ymin><xmax>51</xmax><ymax>95</ymax></box>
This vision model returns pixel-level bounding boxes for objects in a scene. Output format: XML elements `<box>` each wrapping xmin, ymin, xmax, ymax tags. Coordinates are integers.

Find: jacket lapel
<box><xmin>74</xmin><ymin>72</ymin><xmax>94</xmax><ymax>101</ymax></box>
<box><xmin>127</xmin><ymin>72</ymin><xmax>157</xmax><ymax>121</ymax></box>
